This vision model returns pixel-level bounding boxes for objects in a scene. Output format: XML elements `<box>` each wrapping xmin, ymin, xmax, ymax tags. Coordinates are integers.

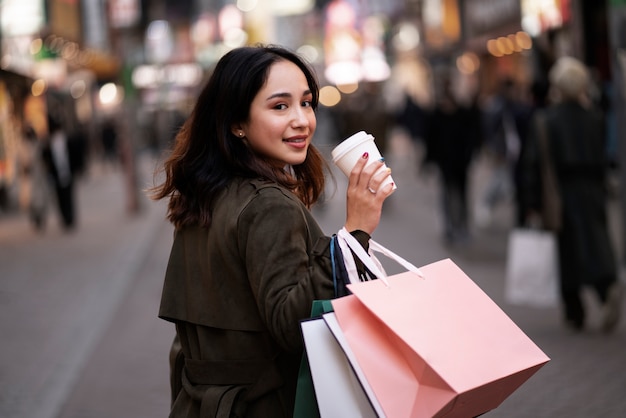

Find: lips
<box><xmin>283</xmin><ymin>136</ymin><xmax>308</xmax><ymax>149</ymax></box>
<box><xmin>284</xmin><ymin>135</ymin><xmax>307</xmax><ymax>143</ymax></box>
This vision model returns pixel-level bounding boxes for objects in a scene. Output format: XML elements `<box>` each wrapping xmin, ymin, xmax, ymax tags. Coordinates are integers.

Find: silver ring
<box><xmin>367</xmin><ymin>187</ymin><xmax>376</xmax><ymax>194</ymax></box>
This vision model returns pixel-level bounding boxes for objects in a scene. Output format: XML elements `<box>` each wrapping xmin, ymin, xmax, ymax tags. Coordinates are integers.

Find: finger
<box><xmin>359</xmin><ymin>160</ymin><xmax>385</xmax><ymax>190</ymax></box>
<box><xmin>367</xmin><ymin>164</ymin><xmax>392</xmax><ymax>193</ymax></box>
<box><xmin>380</xmin><ymin>180</ymin><xmax>396</xmax><ymax>197</ymax></box>
<box><xmin>348</xmin><ymin>152</ymin><xmax>370</xmax><ymax>187</ymax></box>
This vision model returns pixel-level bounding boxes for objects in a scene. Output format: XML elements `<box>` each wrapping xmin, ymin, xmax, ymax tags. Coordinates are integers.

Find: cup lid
<box><xmin>331</xmin><ymin>131</ymin><xmax>374</xmax><ymax>162</ymax></box>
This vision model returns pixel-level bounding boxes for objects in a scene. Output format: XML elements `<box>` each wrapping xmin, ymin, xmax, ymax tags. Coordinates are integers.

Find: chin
<box><xmin>291</xmin><ymin>156</ymin><xmax>308</xmax><ymax>166</ymax></box>
<box><xmin>286</xmin><ymin>152</ymin><xmax>308</xmax><ymax>166</ymax></box>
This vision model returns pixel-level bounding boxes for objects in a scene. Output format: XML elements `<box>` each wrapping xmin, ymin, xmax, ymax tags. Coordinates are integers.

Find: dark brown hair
<box><xmin>150</xmin><ymin>45</ymin><xmax>326</xmax><ymax>229</ymax></box>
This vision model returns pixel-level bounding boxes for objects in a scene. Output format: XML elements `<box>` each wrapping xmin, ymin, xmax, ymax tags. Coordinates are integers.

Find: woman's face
<box><xmin>238</xmin><ymin>60</ymin><xmax>316</xmax><ymax>167</ymax></box>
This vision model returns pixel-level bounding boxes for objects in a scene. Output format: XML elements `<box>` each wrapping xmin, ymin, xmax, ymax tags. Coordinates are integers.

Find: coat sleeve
<box><xmin>237</xmin><ymin>187</ymin><xmax>335</xmax><ymax>351</ymax></box>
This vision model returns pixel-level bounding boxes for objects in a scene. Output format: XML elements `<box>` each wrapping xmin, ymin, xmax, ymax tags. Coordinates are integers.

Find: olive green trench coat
<box><xmin>159</xmin><ymin>177</ymin><xmax>367</xmax><ymax>417</ymax></box>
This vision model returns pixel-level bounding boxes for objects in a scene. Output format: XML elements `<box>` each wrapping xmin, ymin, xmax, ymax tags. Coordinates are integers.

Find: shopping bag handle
<box><xmin>336</xmin><ymin>228</ymin><xmax>424</xmax><ymax>287</ymax></box>
<box><xmin>336</xmin><ymin>229</ymin><xmax>388</xmax><ymax>286</ymax></box>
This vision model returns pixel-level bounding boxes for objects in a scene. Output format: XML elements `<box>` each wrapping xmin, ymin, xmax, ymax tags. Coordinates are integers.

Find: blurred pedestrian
<box><xmin>41</xmin><ymin>114</ymin><xmax>83</xmax><ymax>231</ymax></box>
<box><xmin>150</xmin><ymin>45</ymin><xmax>393</xmax><ymax>417</ymax></box>
<box><xmin>396</xmin><ymin>90</ymin><xmax>428</xmax><ymax>145</ymax></box>
<box><xmin>521</xmin><ymin>56</ymin><xmax>622</xmax><ymax>332</ymax></box>
<box><xmin>332</xmin><ymin>81</ymin><xmax>392</xmax><ymax>154</ymax></box>
<box><xmin>423</xmin><ymin>77</ymin><xmax>481</xmax><ymax>245</ymax></box>
<box><xmin>18</xmin><ymin>124</ymin><xmax>50</xmax><ymax>231</ymax></box>
<box><xmin>101</xmin><ymin>118</ymin><xmax>118</xmax><ymax>169</ymax></box>
<box><xmin>477</xmin><ymin>78</ymin><xmax>531</xmax><ymax>227</ymax></box>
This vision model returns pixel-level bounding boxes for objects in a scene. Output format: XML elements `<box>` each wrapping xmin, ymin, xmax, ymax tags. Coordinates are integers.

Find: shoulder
<box><xmin>226</xmin><ymin>177</ymin><xmax>298</xmax><ymax>201</ymax></box>
<box><xmin>218</xmin><ymin>177</ymin><xmax>303</xmax><ymax>218</ymax></box>
<box><xmin>250</xmin><ymin>178</ymin><xmax>299</xmax><ymax>200</ymax></box>
<box><xmin>232</xmin><ymin>179</ymin><xmax>314</xmax><ymax>249</ymax></box>
<box><xmin>244</xmin><ymin>179</ymin><xmax>303</xmax><ymax>215</ymax></box>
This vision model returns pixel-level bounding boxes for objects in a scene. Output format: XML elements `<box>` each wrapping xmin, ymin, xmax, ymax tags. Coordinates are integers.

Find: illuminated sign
<box><xmin>0</xmin><ymin>0</ymin><xmax>45</xmax><ymax>37</ymax></box>
<box><xmin>131</xmin><ymin>63</ymin><xmax>203</xmax><ymax>89</ymax></box>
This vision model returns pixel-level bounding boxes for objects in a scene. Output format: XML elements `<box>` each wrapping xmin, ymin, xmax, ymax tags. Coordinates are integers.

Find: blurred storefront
<box><xmin>0</xmin><ymin>0</ymin><xmax>613</xmax><ymax>145</ymax></box>
<box><xmin>0</xmin><ymin>70</ymin><xmax>29</xmax><ymax>209</ymax></box>
<box><xmin>0</xmin><ymin>0</ymin><xmax>121</xmax><ymax>209</ymax></box>
<box><xmin>1</xmin><ymin>0</ymin><xmax>620</xmax><ymax>223</ymax></box>
<box><xmin>461</xmin><ymin>0</ymin><xmax>525</xmax><ymax>95</ymax></box>
<box><xmin>413</xmin><ymin>0</ymin><xmax>612</xmax><ymax>105</ymax></box>
<box><xmin>2</xmin><ymin>0</ymin><xmax>121</xmax><ymax>135</ymax></box>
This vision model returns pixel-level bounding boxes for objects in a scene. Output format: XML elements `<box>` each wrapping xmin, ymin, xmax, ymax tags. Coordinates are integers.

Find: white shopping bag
<box><xmin>300</xmin><ymin>317</ymin><xmax>381</xmax><ymax>418</ymax></box>
<box><xmin>505</xmin><ymin>228</ymin><xmax>559</xmax><ymax>307</ymax></box>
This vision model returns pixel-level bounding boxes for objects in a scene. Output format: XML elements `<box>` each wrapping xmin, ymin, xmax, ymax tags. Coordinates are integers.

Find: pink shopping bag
<box><xmin>330</xmin><ymin>231</ymin><xmax>550</xmax><ymax>418</ymax></box>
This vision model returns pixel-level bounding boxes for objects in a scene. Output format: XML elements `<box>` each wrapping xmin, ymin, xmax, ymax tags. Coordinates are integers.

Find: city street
<box><xmin>1</xmin><ymin>131</ymin><xmax>625</xmax><ymax>418</ymax></box>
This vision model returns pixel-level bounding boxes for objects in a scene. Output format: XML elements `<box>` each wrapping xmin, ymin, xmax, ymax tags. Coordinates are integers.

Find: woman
<box><xmin>522</xmin><ymin>56</ymin><xmax>622</xmax><ymax>332</ymax></box>
<box><xmin>151</xmin><ymin>45</ymin><xmax>393</xmax><ymax>417</ymax></box>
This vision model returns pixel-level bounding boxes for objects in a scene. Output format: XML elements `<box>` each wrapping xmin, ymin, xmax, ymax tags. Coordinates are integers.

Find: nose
<box><xmin>291</xmin><ymin>106</ymin><xmax>310</xmax><ymax>128</ymax></box>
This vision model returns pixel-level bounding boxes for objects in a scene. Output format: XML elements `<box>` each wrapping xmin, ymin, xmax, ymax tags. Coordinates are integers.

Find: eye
<box><xmin>274</xmin><ymin>103</ymin><xmax>288</xmax><ymax>110</ymax></box>
<box><xmin>302</xmin><ymin>100</ymin><xmax>313</xmax><ymax>108</ymax></box>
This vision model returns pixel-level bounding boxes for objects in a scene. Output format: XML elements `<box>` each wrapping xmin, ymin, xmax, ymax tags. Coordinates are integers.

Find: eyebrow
<box><xmin>266</xmin><ymin>90</ymin><xmax>312</xmax><ymax>101</ymax></box>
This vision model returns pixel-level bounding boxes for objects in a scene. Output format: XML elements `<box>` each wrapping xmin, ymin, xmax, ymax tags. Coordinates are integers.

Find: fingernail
<box><xmin>378</xmin><ymin>157</ymin><xmax>385</xmax><ymax>162</ymax></box>
<box><xmin>387</xmin><ymin>168</ymin><xmax>392</xmax><ymax>173</ymax></box>
<box><xmin>362</xmin><ymin>152</ymin><xmax>369</xmax><ymax>159</ymax></box>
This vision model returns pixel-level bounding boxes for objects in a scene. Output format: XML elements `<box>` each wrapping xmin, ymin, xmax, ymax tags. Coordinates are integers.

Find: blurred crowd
<box><xmin>327</xmin><ymin>54</ymin><xmax>616</xmax><ymax>250</ymax></box>
<box><xmin>2</xmin><ymin>44</ymin><xmax>621</xmax><ymax>333</ymax></box>
<box><xmin>327</xmin><ymin>52</ymin><xmax>621</xmax><ymax>332</ymax></box>
<box><xmin>1</xmin><ymin>49</ymin><xmax>617</xmax><ymax>248</ymax></box>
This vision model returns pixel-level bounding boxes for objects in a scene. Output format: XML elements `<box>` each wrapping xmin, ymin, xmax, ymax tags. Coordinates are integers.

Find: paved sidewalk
<box><xmin>0</xmin><ymin>154</ymin><xmax>172</xmax><ymax>418</ymax></box>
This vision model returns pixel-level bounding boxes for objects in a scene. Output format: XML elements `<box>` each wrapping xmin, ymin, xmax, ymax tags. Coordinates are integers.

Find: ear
<box><xmin>231</xmin><ymin>124</ymin><xmax>245</xmax><ymax>138</ymax></box>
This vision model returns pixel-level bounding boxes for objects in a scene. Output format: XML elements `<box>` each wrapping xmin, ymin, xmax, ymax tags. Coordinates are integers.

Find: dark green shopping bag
<box><xmin>293</xmin><ymin>300</ymin><xmax>334</xmax><ymax>418</ymax></box>
<box><xmin>293</xmin><ymin>236</ymin><xmax>353</xmax><ymax>417</ymax></box>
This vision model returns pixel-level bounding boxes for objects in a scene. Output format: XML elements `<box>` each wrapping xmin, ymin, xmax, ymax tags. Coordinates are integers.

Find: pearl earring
<box><xmin>239</xmin><ymin>132</ymin><xmax>244</xmax><ymax>137</ymax></box>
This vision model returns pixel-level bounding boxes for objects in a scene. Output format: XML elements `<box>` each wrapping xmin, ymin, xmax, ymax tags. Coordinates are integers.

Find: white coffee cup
<box><xmin>331</xmin><ymin>131</ymin><xmax>396</xmax><ymax>192</ymax></box>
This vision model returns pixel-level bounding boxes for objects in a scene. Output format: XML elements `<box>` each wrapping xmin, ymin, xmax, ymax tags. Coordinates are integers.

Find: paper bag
<box><xmin>331</xmin><ymin>258</ymin><xmax>550</xmax><ymax>418</ymax></box>
<box><xmin>293</xmin><ymin>300</ymin><xmax>332</xmax><ymax>418</ymax></box>
<box><xmin>505</xmin><ymin>228</ymin><xmax>559</xmax><ymax>307</ymax></box>
<box><xmin>300</xmin><ymin>316</ymin><xmax>380</xmax><ymax>418</ymax></box>
<box><xmin>296</xmin><ymin>299</ymin><xmax>383</xmax><ymax>418</ymax></box>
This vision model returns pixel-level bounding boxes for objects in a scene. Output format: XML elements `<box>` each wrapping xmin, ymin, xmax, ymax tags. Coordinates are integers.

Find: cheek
<box><xmin>256</xmin><ymin>115</ymin><xmax>284</xmax><ymax>133</ymax></box>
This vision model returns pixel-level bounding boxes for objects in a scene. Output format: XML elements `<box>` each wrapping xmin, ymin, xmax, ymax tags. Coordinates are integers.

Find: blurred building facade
<box><xmin>0</xmin><ymin>0</ymin><xmax>624</xmax><ymax>247</ymax></box>
<box><xmin>0</xmin><ymin>1</ymin><xmax>613</xmax><ymax>145</ymax></box>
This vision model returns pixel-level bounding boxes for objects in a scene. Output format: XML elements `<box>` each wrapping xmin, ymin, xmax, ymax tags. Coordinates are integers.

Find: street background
<box><xmin>1</xmin><ymin>127</ymin><xmax>625</xmax><ymax>418</ymax></box>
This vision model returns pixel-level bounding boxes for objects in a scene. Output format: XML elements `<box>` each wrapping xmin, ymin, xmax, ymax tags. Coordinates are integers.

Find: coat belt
<box><xmin>182</xmin><ymin>357</ymin><xmax>283</xmax><ymax>416</ymax></box>
<box><xmin>184</xmin><ymin>358</ymin><xmax>270</xmax><ymax>385</ymax></box>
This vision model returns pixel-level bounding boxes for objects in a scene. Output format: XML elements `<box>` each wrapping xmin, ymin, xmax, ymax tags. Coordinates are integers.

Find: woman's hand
<box><xmin>343</xmin><ymin>152</ymin><xmax>394</xmax><ymax>235</ymax></box>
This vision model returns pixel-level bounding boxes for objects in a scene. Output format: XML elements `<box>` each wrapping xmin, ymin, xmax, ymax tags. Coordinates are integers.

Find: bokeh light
<box><xmin>319</xmin><ymin>85</ymin><xmax>341</xmax><ymax>107</ymax></box>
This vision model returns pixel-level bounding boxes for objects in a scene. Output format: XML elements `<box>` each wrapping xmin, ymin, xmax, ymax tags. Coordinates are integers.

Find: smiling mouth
<box><xmin>284</xmin><ymin>137</ymin><xmax>306</xmax><ymax>143</ymax></box>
